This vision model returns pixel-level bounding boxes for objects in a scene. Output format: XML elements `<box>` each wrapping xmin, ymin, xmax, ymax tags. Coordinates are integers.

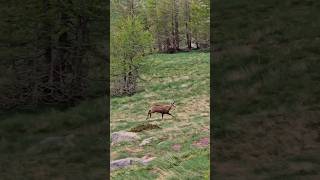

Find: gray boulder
<box><xmin>110</xmin><ymin>155</ymin><xmax>156</xmax><ymax>171</ymax></box>
<box><xmin>111</xmin><ymin>131</ymin><xmax>140</xmax><ymax>145</ymax></box>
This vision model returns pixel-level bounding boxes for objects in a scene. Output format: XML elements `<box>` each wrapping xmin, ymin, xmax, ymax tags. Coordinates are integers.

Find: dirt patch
<box><xmin>129</xmin><ymin>123</ymin><xmax>161</xmax><ymax>132</ymax></box>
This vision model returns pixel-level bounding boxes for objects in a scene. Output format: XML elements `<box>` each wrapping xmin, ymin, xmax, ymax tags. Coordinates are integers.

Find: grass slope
<box><xmin>111</xmin><ymin>52</ymin><xmax>210</xmax><ymax>180</ymax></box>
<box><xmin>213</xmin><ymin>0</ymin><xmax>320</xmax><ymax>179</ymax></box>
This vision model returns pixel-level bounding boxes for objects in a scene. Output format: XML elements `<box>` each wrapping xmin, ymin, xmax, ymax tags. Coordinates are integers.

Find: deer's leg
<box><xmin>161</xmin><ymin>113</ymin><xmax>164</xmax><ymax>119</ymax></box>
<box><xmin>168</xmin><ymin>113</ymin><xmax>174</xmax><ymax>118</ymax></box>
<box><xmin>146</xmin><ymin>111</ymin><xmax>151</xmax><ymax>120</ymax></box>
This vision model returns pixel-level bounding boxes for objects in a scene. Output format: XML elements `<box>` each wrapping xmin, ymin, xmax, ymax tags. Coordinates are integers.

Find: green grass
<box><xmin>111</xmin><ymin>52</ymin><xmax>210</xmax><ymax>179</ymax></box>
<box><xmin>213</xmin><ymin>0</ymin><xmax>320</xmax><ymax>179</ymax></box>
<box><xmin>0</xmin><ymin>97</ymin><xmax>107</xmax><ymax>179</ymax></box>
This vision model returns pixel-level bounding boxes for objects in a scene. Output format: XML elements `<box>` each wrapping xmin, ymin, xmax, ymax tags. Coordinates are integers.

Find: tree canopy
<box><xmin>110</xmin><ymin>0</ymin><xmax>210</xmax><ymax>96</ymax></box>
<box><xmin>0</xmin><ymin>0</ymin><xmax>108</xmax><ymax>111</ymax></box>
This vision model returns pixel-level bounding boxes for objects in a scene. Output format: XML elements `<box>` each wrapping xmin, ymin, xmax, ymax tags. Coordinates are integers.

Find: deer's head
<box><xmin>171</xmin><ymin>100</ymin><xmax>176</xmax><ymax>108</ymax></box>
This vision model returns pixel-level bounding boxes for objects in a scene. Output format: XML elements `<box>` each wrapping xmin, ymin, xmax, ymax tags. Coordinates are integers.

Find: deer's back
<box><xmin>150</xmin><ymin>104</ymin><xmax>170</xmax><ymax>113</ymax></box>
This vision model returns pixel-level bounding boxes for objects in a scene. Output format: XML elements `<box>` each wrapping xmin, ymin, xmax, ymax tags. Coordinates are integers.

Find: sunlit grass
<box><xmin>111</xmin><ymin>52</ymin><xmax>210</xmax><ymax>179</ymax></box>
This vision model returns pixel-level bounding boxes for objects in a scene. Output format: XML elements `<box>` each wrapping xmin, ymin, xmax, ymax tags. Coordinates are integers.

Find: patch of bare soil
<box><xmin>129</xmin><ymin>123</ymin><xmax>161</xmax><ymax>132</ymax></box>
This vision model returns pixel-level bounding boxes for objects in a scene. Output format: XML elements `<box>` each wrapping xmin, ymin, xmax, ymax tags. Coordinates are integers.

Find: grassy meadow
<box><xmin>111</xmin><ymin>52</ymin><xmax>210</xmax><ymax>179</ymax></box>
<box><xmin>213</xmin><ymin>0</ymin><xmax>320</xmax><ymax>179</ymax></box>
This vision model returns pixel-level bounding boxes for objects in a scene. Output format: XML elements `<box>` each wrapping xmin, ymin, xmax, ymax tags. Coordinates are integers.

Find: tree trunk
<box><xmin>174</xmin><ymin>0</ymin><xmax>179</xmax><ymax>50</ymax></box>
<box><xmin>171</xmin><ymin>1</ymin><xmax>176</xmax><ymax>52</ymax></box>
<box><xmin>154</xmin><ymin>1</ymin><xmax>162</xmax><ymax>52</ymax></box>
<box><xmin>185</xmin><ymin>0</ymin><xmax>191</xmax><ymax>50</ymax></box>
<box><xmin>122</xmin><ymin>58</ymin><xmax>127</xmax><ymax>95</ymax></box>
<box><xmin>195</xmin><ymin>34</ymin><xmax>199</xmax><ymax>49</ymax></box>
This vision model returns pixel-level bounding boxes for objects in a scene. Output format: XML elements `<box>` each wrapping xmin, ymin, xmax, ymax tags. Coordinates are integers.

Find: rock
<box><xmin>111</xmin><ymin>158</ymin><xmax>140</xmax><ymax>171</ymax></box>
<box><xmin>111</xmin><ymin>131</ymin><xmax>140</xmax><ymax>144</ymax></box>
<box><xmin>139</xmin><ymin>137</ymin><xmax>155</xmax><ymax>146</ymax></box>
<box><xmin>110</xmin><ymin>155</ymin><xmax>156</xmax><ymax>171</ymax></box>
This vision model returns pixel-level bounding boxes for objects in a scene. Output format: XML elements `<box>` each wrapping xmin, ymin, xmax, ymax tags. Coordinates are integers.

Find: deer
<box><xmin>146</xmin><ymin>100</ymin><xmax>176</xmax><ymax>120</ymax></box>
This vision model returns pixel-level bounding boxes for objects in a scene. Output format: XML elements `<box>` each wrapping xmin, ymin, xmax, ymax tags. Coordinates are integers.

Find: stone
<box><xmin>110</xmin><ymin>155</ymin><xmax>156</xmax><ymax>171</ymax></box>
<box><xmin>110</xmin><ymin>158</ymin><xmax>140</xmax><ymax>171</ymax></box>
<box><xmin>111</xmin><ymin>131</ymin><xmax>140</xmax><ymax>144</ymax></box>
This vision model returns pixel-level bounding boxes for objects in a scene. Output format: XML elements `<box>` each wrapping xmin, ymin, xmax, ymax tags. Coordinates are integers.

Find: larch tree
<box><xmin>111</xmin><ymin>0</ymin><xmax>153</xmax><ymax>96</ymax></box>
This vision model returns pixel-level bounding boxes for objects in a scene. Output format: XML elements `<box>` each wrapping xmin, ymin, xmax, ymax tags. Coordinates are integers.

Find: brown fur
<box><xmin>146</xmin><ymin>101</ymin><xmax>176</xmax><ymax>120</ymax></box>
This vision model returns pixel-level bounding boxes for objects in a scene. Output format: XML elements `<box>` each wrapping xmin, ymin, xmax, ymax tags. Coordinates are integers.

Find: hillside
<box><xmin>111</xmin><ymin>52</ymin><xmax>210</xmax><ymax>179</ymax></box>
<box><xmin>213</xmin><ymin>0</ymin><xmax>320</xmax><ymax>179</ymax></box>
